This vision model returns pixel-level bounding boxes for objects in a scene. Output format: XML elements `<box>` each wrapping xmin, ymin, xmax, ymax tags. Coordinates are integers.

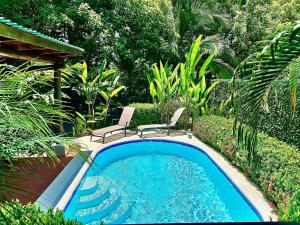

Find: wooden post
<box><xmin>54</xmin><ymin>68</ymin><xmax>64</xmax><ymax>134</ymax></box>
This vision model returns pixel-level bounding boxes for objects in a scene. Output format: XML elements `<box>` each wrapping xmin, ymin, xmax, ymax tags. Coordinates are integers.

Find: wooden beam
<box><xmin>19</xmin><ymin>46</ymin><xmax>46</xmax><ymax>51</ymax></box>
<box><xmin>0</xmin><ymin>40</ymin><xmax>19</xmax><ymax>43</ymax></box>
<box><xmin>0</xmin><ymin>23</ymin><xmax>83</xmax><ymax>56</ymax></box>
<box><xmin>0</xmin><ymin>46</ymin><xmax>62</xmax><ymax>64</ymax></box>
<box><xmin>40</xmin><ymin>51</ymin><xmax>63</xmax><ymax>55</ymax></box>
<box><xmin>25</xmin><ymin>64</ymin><xmax>65</xmax><ymax>72</ymax></box>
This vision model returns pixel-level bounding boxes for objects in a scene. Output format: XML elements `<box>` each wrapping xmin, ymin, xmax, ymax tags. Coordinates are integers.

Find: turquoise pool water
<box><xmin>64</xmin><ymin>140</ymin><xmax>261</xmax><ymax>224</ymax></box>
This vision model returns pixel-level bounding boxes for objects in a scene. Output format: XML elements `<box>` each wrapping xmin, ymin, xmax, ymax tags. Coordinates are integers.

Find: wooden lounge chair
<box><xmin>90</xmin><ymin>106</ymin><xmax>135</xmax><ymax>143</ymax></box>
<box><xmin>137</xmin><ymin>107</ymin><xmax>185</xmax><ymax>137</ymax></box>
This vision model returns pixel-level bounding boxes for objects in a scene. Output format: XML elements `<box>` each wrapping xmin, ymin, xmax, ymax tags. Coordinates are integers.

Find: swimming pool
<box><xmin>64</xmin><ymin>140</ymin><xmax>262</xmax><ymax>224</ymax></box>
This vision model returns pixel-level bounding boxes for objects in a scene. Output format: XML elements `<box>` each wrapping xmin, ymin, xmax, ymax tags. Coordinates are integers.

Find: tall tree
<box><xmin>172</xmin><ymin>0</ymin><xmax>237</xmax><ymax>79</ymax></box>
<box><xmin>0</xmin><ymin>0</ymin><xmax>178</xmax><ymax>103</ymax></box>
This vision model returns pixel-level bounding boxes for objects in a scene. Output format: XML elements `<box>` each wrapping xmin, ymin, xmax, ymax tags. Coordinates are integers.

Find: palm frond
<box><xmin>233</xmin><ymin>21</ymin><xmax>300</xmax><ymax>165</ymax></box>
<box><xmin>0</xmin><ymin>64</ymin><xmax>83</xmax><ymax>205</ymax></box>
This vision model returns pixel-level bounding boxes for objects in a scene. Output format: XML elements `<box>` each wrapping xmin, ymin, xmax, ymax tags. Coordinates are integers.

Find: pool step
<box><xmin>75</xmin><ymin>176</ymin><xmax>115</xmax><ymax>211</ymax></box>
<box><xmin>73</xmin><ymin>176</ymin><xmax>134</xmax><ymax>224</ymax></box>
<box><xmin>103</xmin><ymin>202</ymin><xmax>133</xmax><ymax>224</ymax></box>
<box><xmin>76</xmin><ymin>196</ymin><xmax>121</xmax><ymax>224</ymax></box>
<box><xmin>86</xmin><ymin>201</ymin><xmax>133</xmax><ymax>225</ymax></box>
<box><xmin>77</xmin><ymin>179</ymin><xmax>99</xmax><ymax>196</ymax></box>
<box><xmin>76</xmin><ymin>189</ymin><xmax>111</xmax><ymax>210</ymax></box>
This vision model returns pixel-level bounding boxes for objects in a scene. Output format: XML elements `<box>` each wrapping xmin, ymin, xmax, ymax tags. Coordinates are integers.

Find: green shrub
<box><xmin>0</xmin><ymin>128</ymin><xmax>45</xmax><ymax>160</ymax></box>
<box><xmin>129</xmin><ymin>101</ymin><xmax>189</xmax><ymax>128</ymax></box>
<box><xmin>194</xmin><ymin>116</ymin><xmax>300</xmax><ymax>221</ymax></box>
<box><xmin>161</xmin><ymin>99</ymin><xmax>189</xmax><ymax>129</ymax></box>
<box><xmin>128</xmin><ymin>103</ymin><xmax>158</xmax><ymax>126</ymax></box>
<box><xmin>209</xmin><ymin>80</ymin><xmax>300</xmax><ymax>149</ymax></box>
<box><xmin>0</xmin><ymin>200</ymin><xmax>82</xmax><ymax>225</ymax></box>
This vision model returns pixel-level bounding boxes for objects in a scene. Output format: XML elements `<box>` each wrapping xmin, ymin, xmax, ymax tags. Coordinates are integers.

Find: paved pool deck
<box><xmin>36</xmin><ymin>130</ymin><xmax>278</xmax><ymax>222</ymax></box>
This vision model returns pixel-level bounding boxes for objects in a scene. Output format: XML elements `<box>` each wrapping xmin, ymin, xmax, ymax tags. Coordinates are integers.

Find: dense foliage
<box><xmin>0</xmin><ymin>0</ymin><xmax>177</xmax><ymax>103</ymax></box>
<box><xmin>194</xmin><ymin>116</ymin><xmax>300</xmax><ymax>221</ymax></box>
<box><xmin>209</xmin><ymin>80</ymin><xmax>300</xmax><ymax>149</ymax></box>
<box><xmin>0</xmin><ymin>200</ymin><xmax>82</xmax><ymax>225</ymax></box>
<box><xmin>0</xmin><ymin>65</ymin><xmax>72</xmax><ymax>162</ymax></box>
<box><xmin>227</xmin><ymin>0</ymin><xmax>300</xmax><ymax>59</ymax></box>
<box><xmin>1</xmin><ymin>0</ymin><xmax>298</xmax><ymax>102</ymax></box>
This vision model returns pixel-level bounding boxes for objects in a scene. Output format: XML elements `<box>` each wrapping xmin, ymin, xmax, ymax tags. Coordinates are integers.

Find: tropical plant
<box><xmin>178</xmin><ymin>35</ymin><xmax>218</xmax><ymax>129</ymax></box>
<box><xmin>0</xmin><ymin>64</ymin><xmax>82</xmax><ymax>222</ymax></box>
<box><xmin>147</xmin><ymin>62</ymin><xmax>180</xmax><ymax>122</ymax></box>
<box><xmin>0</xmin><ymin>65</ymin><xmax>72</xmax><ymax>161</ymax></box>
<box><xmin>233</xmin><ymin>21</ymin><xmax>300</xmax><ymax>165</ymax></box>
<box><xmin>73</xmin><ymin>61</ymin><xmax>116</xmax><ymax>123</ymax></box>
<box><xmin>72</xmin><ymin>60</ymin><xmax>124</xmax><ymax>132</ymax></box>
<box><xmin>147</xmin><ymin>36</ymin><xmax>218</xmax><ymax>128</ymax></box>
<box><xmin>98</xmin><ymin>75</ymin><xmax>125</xmax><ymax>126</ymax></box>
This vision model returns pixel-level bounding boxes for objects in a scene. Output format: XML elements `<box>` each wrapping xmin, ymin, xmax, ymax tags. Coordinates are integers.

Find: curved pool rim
<box><xmin>63</xmin><ymin>139</ymin><xmax>263</xmax><ymax>221</ymax></box>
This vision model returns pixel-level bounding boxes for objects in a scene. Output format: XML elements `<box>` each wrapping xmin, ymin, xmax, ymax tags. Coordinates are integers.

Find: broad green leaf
<box><xmin>110</xmin><ymin>86</ymin><xmax>125</xmax><ymax>97</ymax></box>
<box><xmin>100</xmin><ymin>91</ymin><xmax>109</xmax><ymax>102</ymax></box>
<box><xmin>112</xmin><ymin>75</ymin><xmax>120</xmax><ymax>86</ymax></box>
<box><xmin>203</xmin><ymin>81</ymin><xmax>218</xmax><ymax>99</ymax></box>
<box><xmin>75</xmin><ymin>111</ymin><xmax>86</xmax><ymax>121</ymax></box>
<box><xmin>169</xmin><ymin>63</ymin><xmax>180</xmax><ymax>82</ymax></box>
<box><xmin>199</xmin><ymin>53</ymin><xmax>215</xmax><ymax>78</ymax></box>
<box><xmin>190</xmin><ymin>36</ymin><xmax>202</xmax><ymax>65</ymax></box>
<box><xmin>82</xmin><ymin>61</ymin><xmax>88</xmax><ymax>83</ymax></box>
<box><xmin>170</xmin><ymin>78</ymin><xmax>180</xmax><ymax>95</ymax></box>
<box><xmin>200</xmin><ymin>75</ymin><xmax>206</xmax><ymax>94</ymax></box>
<box><xmin>91</xmin><ymin>74</ymin><xmax>101</xmax><ymax>86</ymax></box>
<box><xmin>103</xmin><ymin>68</ymin><xmax>117</xmax><ymax>78</ymax></box>
<box><xmin>149</xmin><ymin>82</ymin><xmax>157</xmax><ymax>97</ymax></box>
<box><xmin>160</xmin><ymin>61</ymin><xmax>168</xmax><ymax>85</ymax></box>
<box><xmin>153</xmin><ymin>65</ymin><xmax>160</xmax><ymax>80</ymax></box>
<box><xmin>155</xmin><ymin>79</ymin><xmax>163</xmax><ymax>92</ymax></box>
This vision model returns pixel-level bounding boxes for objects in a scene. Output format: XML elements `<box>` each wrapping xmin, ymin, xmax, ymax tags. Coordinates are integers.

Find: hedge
<box><xmin>209</xmin><ymin>80</ymin><xmax>300</xmax><ymax>149</ymax></box>
<box><xmin>194</xmin><ymin>116</ymin><xmax>300</xmax><ymax>221</ymax></box>
<box><xmin>128</xmin><ymin>100</ymin><xmax>188</xmax><ymax>128</ymax></box>
<box><xmin>0</xmin><ymin>200</ymin><xmax>82</xmax><ymax>225</ymax></box>
<box><xmin>128</xmin><ymin>103</ymin><xmax>158</xmax><ymax>126</ymax></box>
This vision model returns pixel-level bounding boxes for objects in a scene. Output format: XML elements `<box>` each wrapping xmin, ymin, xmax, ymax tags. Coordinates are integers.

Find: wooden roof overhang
<box><xmin>0</xmin><ymin>17</ymin><xmax>84</xmax><ymax>66</ymax></box>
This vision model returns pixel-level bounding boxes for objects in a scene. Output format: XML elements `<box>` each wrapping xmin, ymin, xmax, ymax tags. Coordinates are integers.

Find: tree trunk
<box><xmin>54</xmin><ymin>69</ymin><xmax>64</xmax><ymax>134</ymax></box>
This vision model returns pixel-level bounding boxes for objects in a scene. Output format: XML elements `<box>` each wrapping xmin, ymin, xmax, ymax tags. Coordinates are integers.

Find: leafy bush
<box><xmin>209</xmin><ymin>80</ymin><xmax>300</xmax><ymax>149</ymax></box>
<box><xmin>0</xmin><ymin>200</ymin><xmax>82</xmax><ymax>225</ymax></box>
<box><xmin>160</xmin><ymin>99</ymin><xmax>188</xmax><ymax>129</ymax></box>
<box><xmin>0</xmin><ymin>128</ymin><xmax>42</xmax><ymax>160</ymax></box>
<box><xmin>194</xmin><ymin>116</ymin><xmax>300</xmax><ymax>221</ymax></box>
<box><xmin>129</xmin><ymin>100</ymin><xmax>188</xmax><ymax>128</ymax></box>
<box><xmin>128</xmin><ymin>103</ymin><xmax>158</xmax><ymax>126</ymax></box>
